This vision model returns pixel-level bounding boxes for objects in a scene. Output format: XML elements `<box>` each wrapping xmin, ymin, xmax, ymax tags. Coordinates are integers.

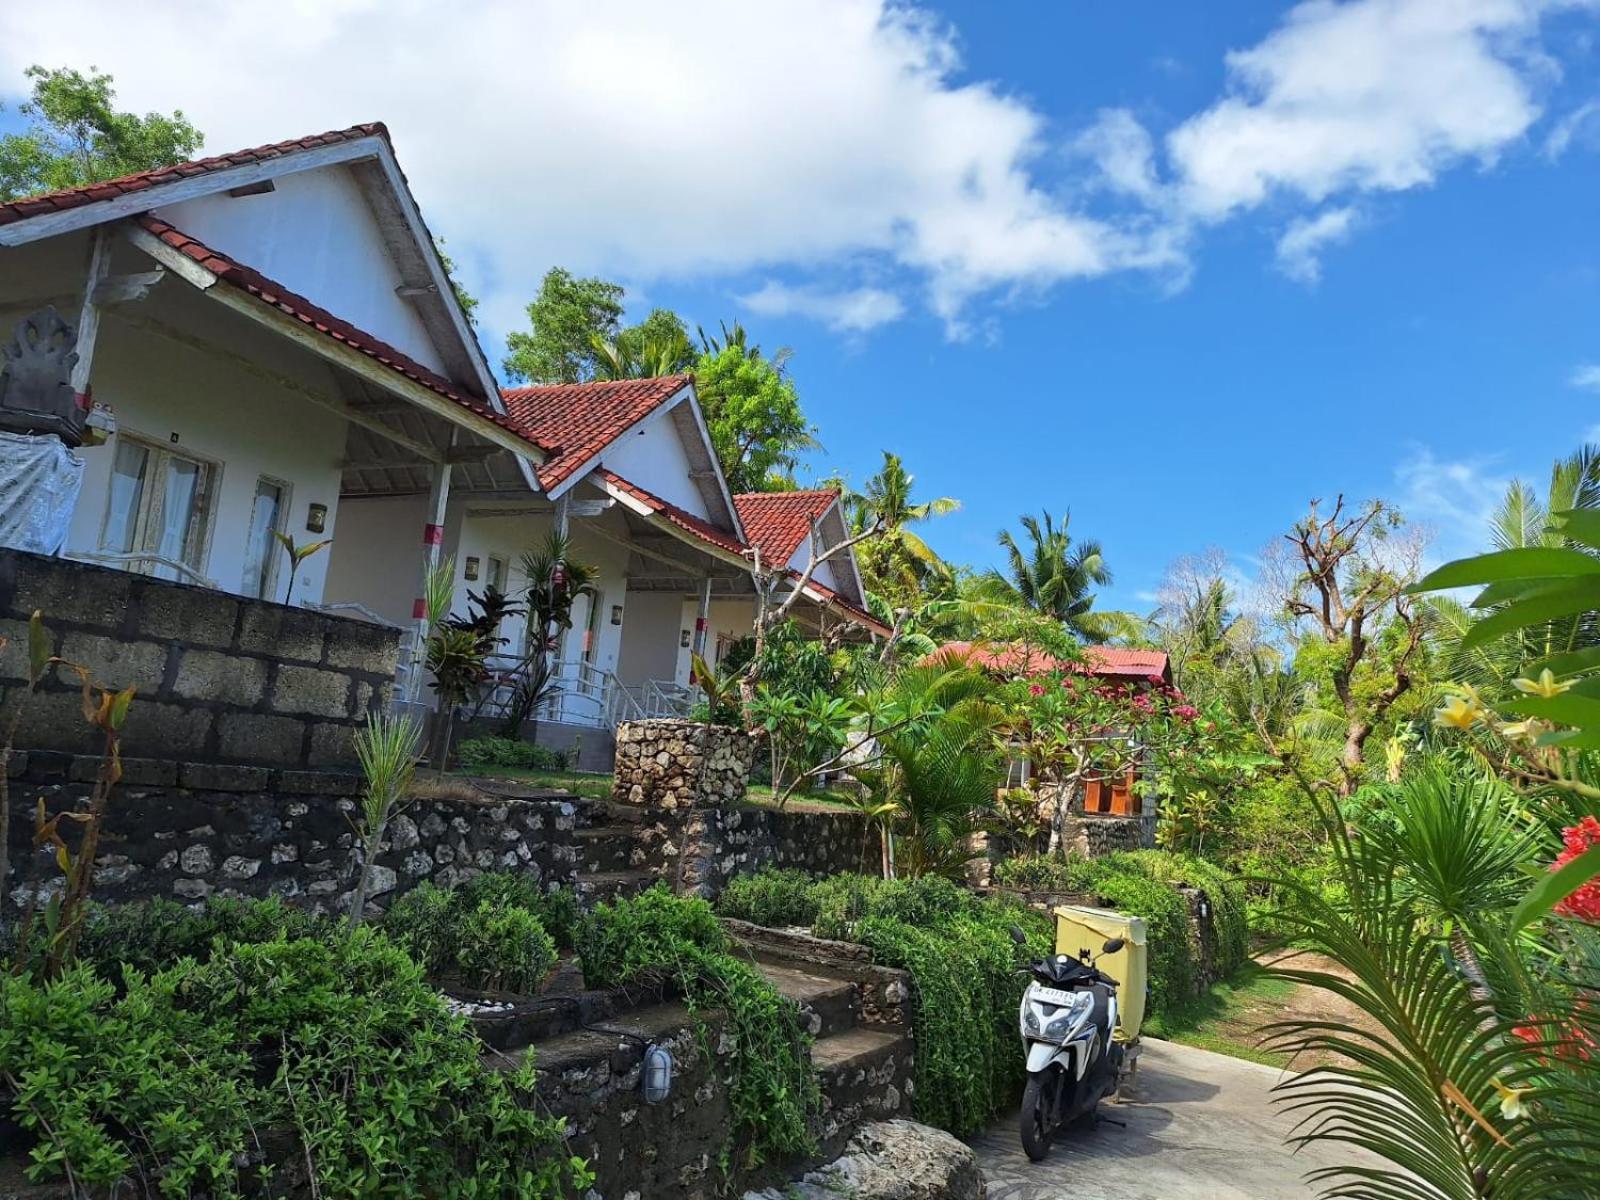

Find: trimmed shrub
<box><xmin>66</xmin><ymin>895</ymin><xmax>334</xmax><ymax>978</ymax></box>
<box><xmin>383</xmin><ymin>874</ymin><xmax>567</xmax><ymax>993</ymax></box>
<box><xmin>0</xmin><ymin>929</ymin><xmax>588</xmax><ymax>1197</ymax></box>
<box><xmin>456</xmin><ymin>736</ymin><xmax>566</xmax><ymax>772</ymax></box>
<box><xmin>715</xmin><ymin>867</ymin><xmax>820</xmax><ymax>929</ymax></box>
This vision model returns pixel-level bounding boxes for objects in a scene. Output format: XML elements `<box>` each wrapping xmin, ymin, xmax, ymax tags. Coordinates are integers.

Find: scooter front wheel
<box><xmin>1020</xmin><ymin>1072</ymin><xmax>1055</xmax><ymax>1162</ymax></box>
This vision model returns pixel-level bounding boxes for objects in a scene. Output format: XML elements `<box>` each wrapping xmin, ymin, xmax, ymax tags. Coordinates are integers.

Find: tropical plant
<box><xmin>347</xmin><ymin>710</ymin><xmax>423</xmax><ymax>927</ymax></box>
<box><xmin>270</xmin><ymin>530</ymin><xmax>332</xmax><ymax>606</ymax></box>
<box><xmin>1260</xmin><ymin>768</ymin><xmax>1600</xmax><ymax>1200</ymax></box>
<box><xmin>986</xmin><ymin>509</ymin><xmax>1115</xmax><ymax>642</ymax></box>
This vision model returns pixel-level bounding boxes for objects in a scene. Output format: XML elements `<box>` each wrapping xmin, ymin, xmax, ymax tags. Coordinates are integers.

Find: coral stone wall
<box><xmin>0</xmin><ymin>549</ymin><xmax>399</xmax><ymax>769</ymax></box>
<box><xmin>1060</xmin><ymin>813</ymin><xmax>1156</xmax><ymax>856</ymax></box>
<box><xmin>613</xmin><ymin>719</ymin><xmax>754</xmax><ymax>809</ymax></box>
<box><xmin>638</xmin><ymin>804</ymin><xmax>882</xmax><ymax>898</ymax></box>
<box><xmin>3</xmin><ymin>751</ymin><xmax>580</xmax><ymax>913</ymax></box>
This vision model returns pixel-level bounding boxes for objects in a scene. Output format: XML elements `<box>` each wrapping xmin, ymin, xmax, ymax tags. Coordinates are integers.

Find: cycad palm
<box><xmin>989</xmin><ymin>510</ymin><xmax>1113</xmax><ymax>642</ymax></box>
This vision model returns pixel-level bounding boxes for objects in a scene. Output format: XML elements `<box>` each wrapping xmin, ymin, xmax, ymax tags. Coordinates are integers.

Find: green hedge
<box><xmin>716</xmin><ymin>872</ymin><xmax>1050</xmax><ymax>1137</ymax></box>
<box><xmin>991</xmin><ymin>850</ymin><xmax>1252</xmax><ymax>1015</ymax></box>
<box><xmin>0</xmin><ymin>925</ymin><xmax>588</xmax><ymax>1197</ymax></box>
<box><xmin>457</xmin><ymin>736</ymin><xmax>567</xmax><ymax>772</ymax></box>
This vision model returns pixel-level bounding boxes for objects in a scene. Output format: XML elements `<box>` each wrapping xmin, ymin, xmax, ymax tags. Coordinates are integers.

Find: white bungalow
<box><xmin>0</xmin><ymin>123</ymin><xmax>887</xmax><ymax>767</ymax></box>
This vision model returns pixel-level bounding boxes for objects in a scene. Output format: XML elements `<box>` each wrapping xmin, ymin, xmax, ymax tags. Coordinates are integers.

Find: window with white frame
<box><xmin>99</xmin><ymin>435</ymin><xmax>217</xmax><ymax>582</ymax></box>
<box><xmin>485</xmin><ymin>555</ymin><xmax>508</xmax><ymax>594</ymax></box>
<box><xmin>241</xmin><ymin>476</ymin><xmax>290</xmax><ymax>600</ymax></box>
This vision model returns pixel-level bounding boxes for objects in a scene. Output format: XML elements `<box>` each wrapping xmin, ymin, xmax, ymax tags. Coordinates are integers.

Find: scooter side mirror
<box><xmin>1008</xmin><ymin>924</ymin><xmax>1029</xmax><ymax>947</ymax></box>
<box><xmin>1101</xmin><ymin>937</ymin><xmax>1126</xmax><ymax>955</ymax></box>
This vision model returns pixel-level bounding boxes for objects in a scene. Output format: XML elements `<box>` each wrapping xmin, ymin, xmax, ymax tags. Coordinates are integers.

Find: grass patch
<box><xmin>1142</xmin><ymin>961</ymin><xmax>1296</xmax><ymax>1068</ymax></box>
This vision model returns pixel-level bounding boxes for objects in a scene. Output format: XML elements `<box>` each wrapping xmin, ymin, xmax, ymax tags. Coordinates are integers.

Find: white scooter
<box><xmin>1009</xmin><ymin>926</ymin><xmax>1127</xmax><ymax>1161</ymax></box>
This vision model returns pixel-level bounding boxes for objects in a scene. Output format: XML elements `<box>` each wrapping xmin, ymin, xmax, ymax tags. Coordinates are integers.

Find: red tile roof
<box><xmin>0</xmin><ymin>124</ymin><xmax>390</xmax><ymax>228</ymax></box>
<box><xmin>597</xmin><ymin>470</ymin><xmax>749</xmax><ymax>558</ymax></box>
<box><xmin>732</xmin><ymin>490</ymin><xmax>839</xmax><ymax>567</ymax></box>
<box><xmin>792</xmin><ymin>572</ymin><xmax>893</xmax><ymax>638</ymax></box>
<box><xmin>138</xmin><ymin>216</ymin><xmax>535</xmax><ymax>446</ymax></box>
<box><xmin>502</xmin><ymin>377</ymin><xmax>690</xmax><ymax>491</ymax></box>
<box><xmin>597</xmin><ymin>470</ymin><xmax>889</xmax><ymax>637</ymax></box>
<box><xmin>929</xmin><ymin>641</ymin><xmax>1172</xmax><ymax>683</ymax></box>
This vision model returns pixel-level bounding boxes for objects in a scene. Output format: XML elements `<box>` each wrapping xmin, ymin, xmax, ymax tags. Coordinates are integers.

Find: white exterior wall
<box><xmin>322</xmin><ymin>495</ymin><xmax>427</xmax><ymax>626</ymax></box>
<box><xmin>64</xmin><ymin>313</ymin><xmax>347</xmax><ymax>604</ymax></box>
<box><xmin>617</xmin><ymin>593</ymin><xmax>686</xmax><ymax>688</ymax></box>
<box><xmin>600</xmin><ymin>405</ymin><xmax>711</xmax><ymax>518</ymax></box>
<box><xmin>155</xmin><ymin>167</ymin><xmax>448</xmax><ymax>376</ymax></box>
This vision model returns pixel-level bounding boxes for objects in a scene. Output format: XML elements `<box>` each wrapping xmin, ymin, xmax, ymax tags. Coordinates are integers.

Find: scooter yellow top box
<box><xmin>1052</xmin><ymin>905</ymin><xmax>1147</xmax><ymax>1042</ymax></box>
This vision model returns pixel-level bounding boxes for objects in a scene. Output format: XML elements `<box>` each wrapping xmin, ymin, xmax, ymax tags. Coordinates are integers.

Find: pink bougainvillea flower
<box><xmin>1551</xmin><ymin>816</ymin><xmax>1600</xmax><ymax>923</ymax></box>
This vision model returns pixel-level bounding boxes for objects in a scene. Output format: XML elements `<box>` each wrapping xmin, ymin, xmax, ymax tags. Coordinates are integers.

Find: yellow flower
<box><xmin>1512</xmin><ymin>669</ymin><xmax>1573</xmax><ymax>700</ymax></box>
<box><xmin>1499</xmin><ymin>718</ymin><xmax>1541</xmax><ymax>743</ymax></box>
<box><xmin>1434</xmin><ymin>696</ymin><xmax>1485</xmax><ymax>731</ymax></box>
<box><xmin>1492</xmin><ymin>1079</ymin><xmax>1532</xmax><ymax>1121</ymax></box>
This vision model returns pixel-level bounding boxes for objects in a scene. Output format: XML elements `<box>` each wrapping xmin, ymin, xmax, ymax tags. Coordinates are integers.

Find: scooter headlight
<box><xmin>1041</xmin><ymin>992</ymin><xmax>1095</xmax><ymax>1041</ymax></box>
<box><xmin>1021</xmin><ymin>996</ymin><xmax>1041</xmax><ymax>1036</ymax></box>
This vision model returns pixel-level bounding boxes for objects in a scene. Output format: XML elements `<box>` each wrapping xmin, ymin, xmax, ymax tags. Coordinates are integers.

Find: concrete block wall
<box><xmin>0</xmin><ymin>549</ymin><xmax>399</xmax><ymax>769</ymax></box>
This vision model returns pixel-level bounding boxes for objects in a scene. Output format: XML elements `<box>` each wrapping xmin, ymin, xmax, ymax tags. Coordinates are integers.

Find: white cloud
<box><xmin>738</xmin><ymin>281</ymin><xmax>905</xmax><ymax>333</ymax></box>
<box><xmin>1073</xmin><ymin>108</ymin><xmax>1162</xmax><ymax>201</ymax></box>
<box><xmin>1166</xmin><ymin>0</ymin><xmax>1557</xmax><ymax>222</ymax></box>
<box><xmin>1393</xmin><ymin>445</ymin><xmax>1512</xmax><ymax>559</ymax></box>
<box><xmin>1275</xmin><ymin>206</ymin><xmax>1359</xmax><ymax>282</ymax></box>
<box><xmin>0</xmin><ymin>0</ymin><xmax>1178</xmax><ymax>340</ymax></box>
<box><xmin>1544</xmin><ymin>97</ymin><xmax>1600</xmax><ymax>156</ymax></box>
<box><xmin>0</xmin><ymin>0</ymin><xmax>1590</xmax><ymax>338</ymax></box>
<box><xmin>1571</xmin><ymin>363</ymin><xmax>1600</xmax><ymax>391</ymax></box>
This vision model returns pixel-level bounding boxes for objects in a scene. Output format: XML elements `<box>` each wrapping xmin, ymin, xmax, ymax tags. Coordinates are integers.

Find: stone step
<box><xmin>809</xmin><ymin>1027</ymin><xmax>914</xmax><ymax>1157</ymax></box>
<box><xmin>573</xmin><ymin>825</ymin><xmax>640</xmax><ymax>873</ymax></box>
<box><xmin>574</xmin><ymin>869</ymin><xmax>656</xmax><ymax>904</ymax></box>
<box><xmin>754</xmin><ymin>961</ymin><xmax>860</xmax><ymax>1039</ymax></box>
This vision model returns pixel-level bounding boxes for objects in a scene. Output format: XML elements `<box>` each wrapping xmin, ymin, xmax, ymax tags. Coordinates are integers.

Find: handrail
<box><xmin>302</xmin><ymin>600</ymin><xmax>405</xmax><ymax>628</ymax></box>
<box><xmin>67</xmin><ymin>549</ymin><xmax>217</xmax><ymax>588</ymax></box>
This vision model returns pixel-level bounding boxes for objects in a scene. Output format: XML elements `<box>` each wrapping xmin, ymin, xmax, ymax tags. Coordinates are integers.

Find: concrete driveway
<box><xmin>969</xmin><ymin>1039</ymin><xmax>1351</xmax><ymax>1200</ymax></box>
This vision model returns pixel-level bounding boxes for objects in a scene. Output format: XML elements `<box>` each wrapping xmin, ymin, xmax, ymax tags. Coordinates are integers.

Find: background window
<box><xmin>242</xmin><ymin>478</ymin><xmax>288</xmax><ymax>600</ymax></box>
<box><xmin>99</xmin><ymin>435</ymin><xmax>215</xmax><ymax>580</ymax></box>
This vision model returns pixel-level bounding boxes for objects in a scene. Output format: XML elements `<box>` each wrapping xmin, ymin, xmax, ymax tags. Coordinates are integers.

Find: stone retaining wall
<box><xmin>3</xmin><ymin>751</ymin><xmax>579</xmax><ymax>913</ymax></box>
<box><xmin>613</xmin><ymin>718</ymin><xmax>754</xmax><ymax>809</ymax></box>
<box><xmin>0</xmin><ymin>549</ymin><xmax>399</xmax><ymax>769</ymax></box>
<box><xmin>636</xmin><ymin>804</ymin><xmax>881</xmax><ymax>898</ymax></box>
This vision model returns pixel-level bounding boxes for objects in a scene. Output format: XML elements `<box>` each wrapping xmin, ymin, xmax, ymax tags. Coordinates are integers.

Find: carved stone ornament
<box><xmin>0</xmin><ymin>306</ymin><xmax>85</xmax><ymax>446</ymax></box>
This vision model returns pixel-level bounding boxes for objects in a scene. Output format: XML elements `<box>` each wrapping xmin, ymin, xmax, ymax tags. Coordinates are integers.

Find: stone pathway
<box><xmin>969</xmin><ymin>1039</ymin><xmax>1362</xmax><ymax>1200</ymax></box>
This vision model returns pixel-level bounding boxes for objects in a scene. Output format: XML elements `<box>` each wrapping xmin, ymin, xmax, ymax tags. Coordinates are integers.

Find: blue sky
<box><xmin>4</xmin><ymin>1</ymin><xmax>1599</xmax><ymax>612</ymax></box>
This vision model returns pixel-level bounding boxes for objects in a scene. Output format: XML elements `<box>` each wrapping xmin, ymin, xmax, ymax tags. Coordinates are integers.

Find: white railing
<box><xmin>467</xmin><ymin>655</ymin><xmax>647</xmax><ymax>732</ymax></box>
<box><xmin>641</xmin><ymin>678</ymin><xmax>695</xmax><ymax>720</ymax></box>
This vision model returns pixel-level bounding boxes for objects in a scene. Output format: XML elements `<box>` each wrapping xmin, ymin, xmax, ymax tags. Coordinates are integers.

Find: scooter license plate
<box><xmin>1032</xmin><ymin>987</ymin><xmax>1076</xmax><ymax>1006</ymax></box>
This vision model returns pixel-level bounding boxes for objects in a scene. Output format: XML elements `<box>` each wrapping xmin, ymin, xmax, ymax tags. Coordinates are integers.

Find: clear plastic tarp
<box><xmin>0</xmin><ymin>430</ymin><xmax>84</xmax><ymax>555</ymax></box>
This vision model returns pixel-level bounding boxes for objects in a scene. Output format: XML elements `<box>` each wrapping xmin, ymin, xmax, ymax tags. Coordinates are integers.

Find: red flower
<box><xmin>1551</xmin><ymin>816</ymin><xmax>1600</xmax><ymax>923</ymax></box>
<box><xmin>1028</xmin><ymin>684</ymin><xmax>1045</xmax><ymax>697</ymax></box>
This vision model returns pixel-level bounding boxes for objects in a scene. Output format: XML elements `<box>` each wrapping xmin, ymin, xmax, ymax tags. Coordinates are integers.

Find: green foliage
<box><xmin>578</xmin><ymin>887</ymin><xmax>818</xmax><ymax>1168</ymax></box>
<box><xmin>715</xmin><ymin>870</ymin><xmax>1049</xmax><ymax>1136</ymax></box>
<box><xmin>502</xmin><ymin>267</ymin><xmax>626</xmax><ymax>384</ymax></box>
<box><xmin>0</xmin><ymin>65</ymin><xmax>203</xmax><ymax>201</ymax></box>
<box><xmin>69</xmin><ymin>895</ymin><xmax>334</xmax><ymax>977</ymax></box>
<box><xmin>693</xmin><ymin>341</ymin><xmax>815</xmax><ymax>493</ymax></box>
<box><xmin>384</xmin><ymin>875</ymin><xmax>569</xmax><ymax>990</ymax></box>
<box><xmin>714</xmin><ymin>867</ymin><xmax>820</xmax><ymax>929</ymax></box>
<box><xmin>987</xmin><ymin>509</ymin><xmax>1114</xmax><ymax>642</ymax></box>
<box><xmin>992</xmin><ymin>850</ymin><xmax>1252</xmax><ymax>1014</ymax></box>
<box><xmin>457</xmin><ymin>736</ymin><xmax>567</xmax><ymax>772</ymax></box>
<box><xmin>0</xmin><ymin>927</ymin><xmax>588</xmax><ymax>1197</ymax></box>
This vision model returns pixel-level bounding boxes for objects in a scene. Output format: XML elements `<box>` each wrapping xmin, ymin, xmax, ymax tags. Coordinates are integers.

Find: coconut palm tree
<box><xmin>836</xmin><ymin>453</ymin><xmax>960</xmax><ymax>609</ymax></box>
<box><xmin>987</xmin><ymin>510</ymin><xmax>1117</xmax><ymax>642</ymax></box>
